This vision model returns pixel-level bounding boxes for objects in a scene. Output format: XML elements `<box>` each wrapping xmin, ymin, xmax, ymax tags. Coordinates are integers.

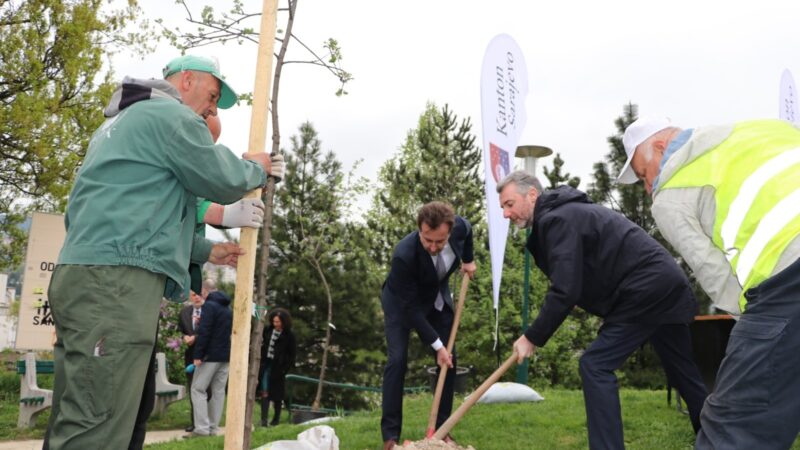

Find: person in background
<box><xmin>178</xmin><ymin>289</ymin><xmax>207</xmax><ymax>433</ymax></box>
<box><xmin>189</xmin><ymin>290</ymin><xmax>233</xmax><ymax>437</ymax></box>
<box><xmin>258</xmin><ymin>307</ymin><xmax>297</xmax><ymax>426</ymax></box>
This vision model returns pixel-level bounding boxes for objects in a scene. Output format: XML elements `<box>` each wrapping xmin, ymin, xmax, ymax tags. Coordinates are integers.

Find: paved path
<box><xmin>0</xmin><ymin>428</ymin><xmax>206</xmax><ymax>449</ymax></box>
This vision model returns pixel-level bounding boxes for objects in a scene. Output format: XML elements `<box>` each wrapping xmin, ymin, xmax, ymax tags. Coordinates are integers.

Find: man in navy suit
<box><xmin>380</xmin><ymin>201</ymin><xmax>477</xmax><ymax>450</ymax></box>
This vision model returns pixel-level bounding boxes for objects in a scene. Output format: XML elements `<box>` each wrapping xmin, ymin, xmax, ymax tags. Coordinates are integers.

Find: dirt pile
<box><xmin>396</xmin><ymin>438</ymin><xmax>476</xmax><ymax>450</ymax></box>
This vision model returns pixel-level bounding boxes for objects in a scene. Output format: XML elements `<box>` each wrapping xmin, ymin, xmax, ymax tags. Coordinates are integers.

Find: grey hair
<box><xmin>496</xmin><ymin>170</ymin><xmax>543</xmax><ymax>195</ymax></box>
<box><xmin>202</xmin><ymin>278</ymin><xmax>217</xmax><ymax>293</ymax></box>
<box><xmin>639</xmin><ymin>126</ymin><xmax>683</xmax><ymax>162</ymax></box>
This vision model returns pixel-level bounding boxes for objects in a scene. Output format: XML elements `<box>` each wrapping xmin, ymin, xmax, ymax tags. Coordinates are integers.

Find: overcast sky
<box><xmin>113</xmin><ymin>0</ymin><xmax>800</xmax><ymax>214</ymax></box>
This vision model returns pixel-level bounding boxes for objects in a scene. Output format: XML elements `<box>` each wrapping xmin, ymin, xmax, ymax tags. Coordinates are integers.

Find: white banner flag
<box><xmin>779</xmin><ymin>69</ymin><xmax>799</xmax><ymax>125</ymax></box>
<box><xmin>480</xmin><ymin>34</ymin><xmax>529</xmax><ymax>310</ymax></box>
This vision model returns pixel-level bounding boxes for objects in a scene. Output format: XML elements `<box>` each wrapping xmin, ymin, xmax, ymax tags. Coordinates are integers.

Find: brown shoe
<box><xmin>383</xmin><ymin>439</ymin><xmax>397</xmax><ymax>450</ymax></box>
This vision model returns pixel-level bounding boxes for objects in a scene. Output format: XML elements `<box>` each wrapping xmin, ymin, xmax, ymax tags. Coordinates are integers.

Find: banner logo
<box><xmin>489</xmin><ymin>143</ymin><xmax>510</xmax><ymax>182</ymax></box>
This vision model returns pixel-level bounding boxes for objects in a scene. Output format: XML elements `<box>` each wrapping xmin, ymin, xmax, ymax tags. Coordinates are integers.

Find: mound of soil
<box><xmin>396</xmin><ymin>438</ymin><xmax>476</xmax><ymax>450</ymax></box>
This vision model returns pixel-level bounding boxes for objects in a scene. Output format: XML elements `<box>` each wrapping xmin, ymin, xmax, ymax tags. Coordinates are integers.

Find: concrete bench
<box><xmin>153</xmin><ymin>352</ymin><xmax>186</xmax><ymax>416</ymax></box>
<box><xmin>16</xmin><ymin>352</ymin><xmax>53</xmax><ymax>428</ymax></box>
<box><xmin>16</xmin><ymin>351</ymin><xmax>186</xmax><ymax>425</ymax></box>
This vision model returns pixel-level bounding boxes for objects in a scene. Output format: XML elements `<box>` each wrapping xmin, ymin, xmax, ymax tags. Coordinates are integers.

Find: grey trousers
<box><xmin>696</xmin><ymin>258</ymin><xmax>800</xmax><ymax>449</ymax></box>
<box><xmin>191</xmin><ymin>361</ymin><xmax>229</xmax><ymax>435</ymax></box>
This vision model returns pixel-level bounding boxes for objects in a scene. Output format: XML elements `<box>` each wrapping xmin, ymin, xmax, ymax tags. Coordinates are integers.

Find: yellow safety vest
<box><xmin>661</xmin><ymin>120</ymin><xmax>800</xmax><ymax>311</ymax></box>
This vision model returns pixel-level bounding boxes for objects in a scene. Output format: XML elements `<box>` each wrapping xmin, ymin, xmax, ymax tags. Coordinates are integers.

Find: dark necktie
<box><xmin>434</xmin><ymin>252</ymin><xmax>447</xmax><ymax>311</ymax></box>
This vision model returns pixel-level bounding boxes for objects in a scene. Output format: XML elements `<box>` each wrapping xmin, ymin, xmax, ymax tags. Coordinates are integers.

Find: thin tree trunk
<box><xmin>244</xmin><ymin>1</ymin><xmax>298</xmax><ymax>447</ymax></box>
<box><xmin>309</xmin><ymin>254</ymin><xmax>332</xmax><ymax>411</ymax></box>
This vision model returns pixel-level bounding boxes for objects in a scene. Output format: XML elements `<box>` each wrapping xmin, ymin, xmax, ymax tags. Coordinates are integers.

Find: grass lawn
<box><xmin>3</xmin><ymin>386</ymin><xmax>799</xmax><ymax>449</ymax></box>
<box><xmin>144</xmin><ymin>388</ymin><xmax>783</xmax><ymax>450</ymax></box>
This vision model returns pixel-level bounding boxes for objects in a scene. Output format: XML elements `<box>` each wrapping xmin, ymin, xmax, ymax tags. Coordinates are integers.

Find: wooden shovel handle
<box><xmin>432</xmin><ymin>352</ymin><xmax>518</xmax><ymax>440</ymax></box>
<box><xmin>426</xmin><ymin>275</ymin><xmax>470</xmax><ymax>437</ymax></box>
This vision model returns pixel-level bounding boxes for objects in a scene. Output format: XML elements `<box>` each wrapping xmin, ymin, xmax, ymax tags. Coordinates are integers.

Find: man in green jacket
<box><xmin>620</xmin><ymin>116</ymin><xmax>800</xmax><ymax>449</ymax></box>
<box><xmin>45</xmin><ymin>55</ymin><xmax>282</xmax><ymax>449</ymax></box>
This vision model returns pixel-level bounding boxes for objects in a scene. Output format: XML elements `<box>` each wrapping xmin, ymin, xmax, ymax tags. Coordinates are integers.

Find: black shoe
<box><xmin>269</xmin><ymin>419</ymin><xmax>280</xmax><ymax>426</ymax></box>
<box><xmin>184</xmin><ymin>426</ymin><xmax>195</xmax><ymax>432</ymax></box>
<box><xmin>260</xmin><ymin>419</ymin><xmax>269</xmax><ymax>427</ymax></box>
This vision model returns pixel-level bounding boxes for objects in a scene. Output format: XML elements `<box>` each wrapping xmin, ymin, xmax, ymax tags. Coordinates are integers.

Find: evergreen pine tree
<box><xmin>367</xmin><ymin>103</ymin><xmax>484</xmax><ymax>266</ymax></box>
<box><xmin>270</xmin><ymin>122</ymin><xmax>383</xmax><ymax>408</ymax></box>
<box><xmin>586</xmin><ymin>102</ymin><xmax>656</xmax><ymax>231</ymax></box>
<box><xmin>542</xmin><ymin>153</ymin><xmax>581</xmax><ymax>189</ymax></box>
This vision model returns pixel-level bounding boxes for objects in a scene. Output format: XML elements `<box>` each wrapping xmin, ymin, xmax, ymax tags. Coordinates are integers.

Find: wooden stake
<box><xmin>224</xmin><ymin>0</ymin><xmax>279</xmax><ymax>448</ymax></box>
<box><xmin>426</xmin><ymin>275</ymin><xmax>470</xmax><ymax>438</ymax></box>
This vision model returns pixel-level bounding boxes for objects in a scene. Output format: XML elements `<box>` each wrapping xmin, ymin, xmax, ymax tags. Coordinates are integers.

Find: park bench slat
<box><xmin>16</xmin><ymin>360</ymin><xmax>55</xmax><ymax>375</ymax></box>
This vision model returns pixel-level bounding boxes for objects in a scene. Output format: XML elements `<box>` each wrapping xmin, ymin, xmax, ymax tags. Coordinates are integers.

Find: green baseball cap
<box><xmin>163</xmin><ymin>55</ymin><xmax>238</xmax><ymax>109</ymax></box>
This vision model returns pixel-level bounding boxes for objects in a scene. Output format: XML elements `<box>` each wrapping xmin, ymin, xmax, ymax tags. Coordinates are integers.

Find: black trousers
<box><xmin>381</xmin><ymin>303</ymin><xmax>456</xmax><ymax>442</ymax></box>
<box><xmin>128</xmin><ymin>345</ymin><xmax>156</xmax><ymax>450</ymax></box>
<box><xmin>579</xmin><ymin>322</ymin><xmax>707</xmax><ymax>450</ymax></box>
<box><xmin>258</xmin><ymin>359</ymin><xmax>288</xmax><ymax>424</ymax></box>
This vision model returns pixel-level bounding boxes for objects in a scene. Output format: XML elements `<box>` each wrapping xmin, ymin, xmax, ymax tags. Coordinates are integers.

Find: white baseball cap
<box><xmin>617</xmin><ymin>116</ymin><xmax>671</xmax><ymax>184</ymax></box>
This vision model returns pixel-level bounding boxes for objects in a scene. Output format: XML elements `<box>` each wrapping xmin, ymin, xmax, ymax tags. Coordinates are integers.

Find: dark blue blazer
<box><xmin>381</xmin><ymin>216</ymin><xmax>474</xmax><ymax>345</ymax></box>
<box><xmin>194</xmin><ymin>291</ymin><xmax>233</xmax><ymax>363</ymax></box>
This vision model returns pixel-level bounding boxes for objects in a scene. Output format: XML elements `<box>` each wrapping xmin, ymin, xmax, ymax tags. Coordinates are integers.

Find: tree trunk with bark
<box><xmin>243</xmin><ymin>1</ymin><xmax>298</xmax><ymax>447</ymax></box>
<box><xmin>309</xmin><ymin>253</ymin><xmax>333</xmax><ymax>411</ymax></box>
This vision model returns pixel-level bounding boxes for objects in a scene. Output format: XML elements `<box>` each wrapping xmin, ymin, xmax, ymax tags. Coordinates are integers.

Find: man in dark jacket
<box><xmin>178</xmin><ymin>288</ymin><xmax>207</xmax><ymax>433</ymax></box>
<box><xmin>497</xmin><ymin>170</ymin><xmax>707</xmax><ymax>450</ymax></box>
<box><xmin>188</xmin><ymin>290</ymin><xmax>232</xmax><ymax>437</ymax></box>
<box><xmin>381</xmin><ymin>201</ymin><xmax>477</xmax><ymax>450</ymax></box>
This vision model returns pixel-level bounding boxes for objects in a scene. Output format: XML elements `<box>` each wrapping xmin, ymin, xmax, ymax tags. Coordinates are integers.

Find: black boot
<box><xmin>270</xmin><ymin>400</ymin><xmax>281</xmax><ymax>426</ymax></box>
<box><xmin>260</xmin><ymin>395</ymin><xmax>270</xmax><ymax>426</ymax></box>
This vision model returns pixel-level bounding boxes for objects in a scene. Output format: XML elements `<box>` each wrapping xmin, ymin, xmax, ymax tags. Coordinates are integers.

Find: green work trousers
<box><xmin>45</xmin><ymin>265</ymin><xmax>164</xmax><ymax>450</ymax></box>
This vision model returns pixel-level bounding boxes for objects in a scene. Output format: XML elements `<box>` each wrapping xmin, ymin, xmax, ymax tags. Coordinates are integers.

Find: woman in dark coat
<box><xmin>258</xmin><ymin>308</ymin><xmax>296</xmax><ymax>426</ymax></box>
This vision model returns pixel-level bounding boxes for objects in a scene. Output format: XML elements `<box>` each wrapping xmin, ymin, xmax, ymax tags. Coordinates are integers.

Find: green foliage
<box><xmin>0</xmin><ymin>213</ymin><xmax>25</xmax><ymax>271</ymax></box>
<box><xmin>0</xmin><ymin>0</ymin><xmax>152</xmax><ymax>271</ymax></box>
<box><xmin>542</xmin><ymin>153</ymin><xmax>581</xmax><ymax>189</ymax></box>
<box><xmin>366</xmin><ymin>103</ymin><xmax>484</xmax><ymax>266</ymax></box>
<box><xmin>157</xmin><ymin>300</ymin><xmax>188</xmax><ymax>386</ymax></box>
<box><xmin>586</xmin><ymin>103</ymin><xmax>654</xmax><ymax>231</ymax></box>
<box><xmin>0</xmin><ymin>371</ymin><xmax>22</xmax><ymax>402</ymax></box>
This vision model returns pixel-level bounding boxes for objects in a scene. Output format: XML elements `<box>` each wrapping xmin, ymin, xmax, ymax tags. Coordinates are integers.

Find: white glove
<box><xmin>221</xmin><ymin>198</ymin><xmax>265</xmax><ymax>228</ymax></box>
<box><xmin>270</xmin><ymin>153</ymin><xmax>286</xmax><ymax>181</ymax></box>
